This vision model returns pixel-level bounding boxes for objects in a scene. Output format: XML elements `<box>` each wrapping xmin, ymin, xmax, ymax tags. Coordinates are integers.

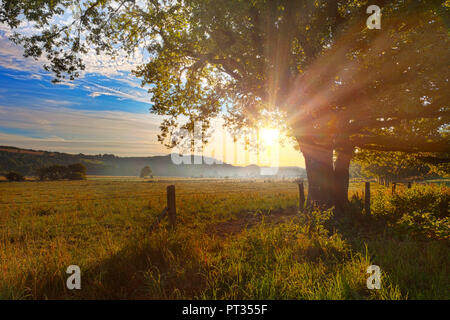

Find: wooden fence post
<box><xmin>167</xmin><ymin>185</ymin><xmax>176</xmax><ymax>229</ymax></box>
<box><xmin>298</xmin><ymin>182</ymin><xmax>305</xmax><ymax>212</ymax></box>
<box><xmin>365</xmin><ymin>182</ymin><xmax>371</xmax><ymax>215</ymax></box>
<box><xmin>392</xmin><ymin>182</ymin><xmax>396</xmax><ymax>195</ymax></box>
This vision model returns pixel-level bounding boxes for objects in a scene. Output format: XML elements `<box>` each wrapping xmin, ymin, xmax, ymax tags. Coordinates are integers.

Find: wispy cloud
<box><xmin>3</xmin><ymin>72</ymin><xmax>43</xmax><ymax>81</ymax></box>
<box><xmin>0</xmin><ymin>32</ymin><xmax>45</xmax><ymax>73</ymax></box>
<box><xmin>41</xmin><ymin>99</ymin><xmax>77</xmax><ymax>107</ymax></box>
<box><xmin>0</xmin><ymin>132</ymin><xmax>166</xmax><ymax>156</ymax></box>
<box><xmin>0</xmin><ymin>21</ymin><xmax>146</xmax><ymax>78</ymax></box>
<box><xmin>0</xmin><ymin>105</ymin><xmax>165</xmax><ymax>156</ymax></box>
<box><xmin>84</xmin><ymin>82</ymin><xmax>151</xmax><ymax>104</ymax></box>
<box><xmin>0</xmin><ymin>22</ymin><xmax>150</xmax><ymax>105</ymax></box>
<box><xmin>0</xmin><ymin>105</ymin><xmax>305</xmax><ymax>165</ymax></box>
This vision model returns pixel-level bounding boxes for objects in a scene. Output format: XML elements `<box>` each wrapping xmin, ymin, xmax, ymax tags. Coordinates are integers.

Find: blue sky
<box><xmin>0</xmin><ymin>26</ymin><xmax>171</xmax><ymax>157</ymax></box>
<box><xmin>0</xmin><ymin>67</ymin><xmax>151</xmax><ymax>113</ymax></box>
<box><xmin>0</xmin><ymin>26</ymin><xmax>304</xmax><ymax>166</ymax></box>
<box><xmin>0</xmin><ymin>68</ymin><xmax>151</xmax><ymax>114</ymax></box>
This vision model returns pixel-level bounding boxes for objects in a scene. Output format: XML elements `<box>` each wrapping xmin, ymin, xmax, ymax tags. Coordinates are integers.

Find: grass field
<box><xmin>0</xmin><ymin>178</ymin><xmax>448</xmax><ymax>299</ymax></box>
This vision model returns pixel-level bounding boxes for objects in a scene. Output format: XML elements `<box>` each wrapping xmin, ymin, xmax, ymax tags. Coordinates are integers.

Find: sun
<box><xmin>260</xmin><ymin>128</ymin><xmax>280</xmax><ymax>147</ymax></box>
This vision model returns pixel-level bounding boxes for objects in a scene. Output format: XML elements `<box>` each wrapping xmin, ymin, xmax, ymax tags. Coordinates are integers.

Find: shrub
<box><xmin>38</xmin><ymin>165</ymin><xmax>67</xmax><ymax>181</ymax></box>
<box><xmin>66</xmin><ymin>163</ymin><xmax>87</xmax><ymax>180</ymax></box>
<box><xmin>371</xmin><ymin>185</ymin><xmax>449</xmax><ymax>240</ymax></box>
<box><xmin>372</xmin><ymin>185</ymin><xmax>449</xmax><ymax>220</ymax></box>
<box><xmin>4</xmin><ymin>171</ymin><xmax>25</xmax><ymax>182</ymax></box>
<box><xmin>37</xmin><ymin>163</ymin><xmax>87</xmax><ymax>181</ymax></box>
<box><xmin>65</xmin><ymin>172</ymin><xmax>86</xmax><ymax>180</ymax></box>
<box><xmin>396</xmin><ymin>211</ymin><xmax>450</xmax><ymax>240</ymax></box>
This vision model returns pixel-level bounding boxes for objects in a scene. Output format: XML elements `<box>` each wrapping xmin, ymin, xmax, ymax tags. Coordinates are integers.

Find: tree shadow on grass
<box><xmin>329</xmin><ymin>195</ymin><xmax>450</xmax><ymax>299</ymax></box>
<box><xmin>8</xmin><ymin>227</ymin><xmax>209</xmax><ymax>300</ymax></box>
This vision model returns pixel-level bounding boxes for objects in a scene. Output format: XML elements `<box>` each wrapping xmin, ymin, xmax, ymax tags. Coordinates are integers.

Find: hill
<box><xmin>0</xmin><ymin>146</ymin><xmax>306</xmax><ymax>178</ymax></box>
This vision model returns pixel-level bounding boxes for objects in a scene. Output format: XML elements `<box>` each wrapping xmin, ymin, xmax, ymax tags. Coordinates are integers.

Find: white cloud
<box><xmin>42</xmin><ymin>99</ymin><xmax>77</xmax><ymax>107</ymax></box>
<box><xmin>0</xmin><ymin>19</ymin><xmax>146</xmax><ymax>77</ymax></box>
<box><xmin>0</xmin><ymin>34</ymin><xmax>152</xmax><ymax>104</ymax></box>
<box><xmin>0</xmin><ymin>18</ymin><xmax>150</xmax><ymax>104</ymax></box>
<box><xmin>2</xmin><ymin>72</ymin><xmax>43</xmax><ymax>81</ymax></box>
<box><xmin>83</xmin><ymin>82</ymin><xmax>152</xmax><ymax>104</ymax></box>
<box><xmin>0</xmin><ymin>34</ymin><xmax>45</xmax><ymax>72</ymax></box>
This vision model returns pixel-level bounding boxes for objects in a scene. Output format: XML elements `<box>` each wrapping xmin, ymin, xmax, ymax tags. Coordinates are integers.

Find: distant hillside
<box><xmin>0</xmin><ymin>146</ymin><xmax>306</xmax><ymax>178</ymax></box>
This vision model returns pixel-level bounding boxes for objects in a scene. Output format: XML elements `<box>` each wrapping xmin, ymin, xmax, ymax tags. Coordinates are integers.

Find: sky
<box><xmin>0</xmin><ymin>22</ymin><xmax>305</xmax><ymax>167</ymax></box>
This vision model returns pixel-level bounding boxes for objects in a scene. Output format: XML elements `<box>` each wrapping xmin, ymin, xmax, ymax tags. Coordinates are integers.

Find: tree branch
<box><xmin>349</xmin><ymin>136</ymin><xmax>450</xmax><ymax>153</ymax></box>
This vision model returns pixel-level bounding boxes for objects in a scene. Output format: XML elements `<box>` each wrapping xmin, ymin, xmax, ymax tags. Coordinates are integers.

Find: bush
<box><xmin>66</xmin><ymin>163</ymin><xmax>87</xmax><ymax>180</ymax></box>
<box><xmin>37</xmin><ymin>165</ymin><xmax>66</xmax><ymax>181</ymax></box>
<box><xmin>4</xmin><ymin>171</ymin><xmax>25</xmax><ymax>182</ymax></box>
<box><xmin>371</xmin><ymin>185</ymin><xmax>449</xmax><ymax>240</ymax></box>
<box><xmin>38</xmin><ymin>163</ymin><xmax>87</xmax><ymax>181</ymax></box>
<box><xmin>372</xmin><ymin>185</ymin><xmax>449</xmax><ymax>219</ymax></box>
<box><xmin>65</xmin><ymin>171</ymin><xmax>86</xmax><ymax>180</ymax></box>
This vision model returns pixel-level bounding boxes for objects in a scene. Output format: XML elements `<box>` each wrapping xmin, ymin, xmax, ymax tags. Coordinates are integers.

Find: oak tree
<box><xmin>2</xmin><ymin>0</ymin><xmax>448</xmax><ymax>212</ymax></box>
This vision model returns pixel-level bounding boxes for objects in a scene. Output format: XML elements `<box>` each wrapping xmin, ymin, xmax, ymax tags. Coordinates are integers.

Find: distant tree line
<box><xmin>4</xmin><ymin>172</ymin><xmax>25</xmax><ymax>182</ymax></box>
<box><xmin>38</xmin><ymin>163</ymin><xmax>87</xmax><ymax>181</ymax></box>
<box><xmin>2</xmin><ymin>163</ymin><xmax>87</xmax><ymax>182</ymax></box>
<box><xmin>0</xmin><ymin>147</ymin><xmax>116</xmax><ymax>176</ymax></box>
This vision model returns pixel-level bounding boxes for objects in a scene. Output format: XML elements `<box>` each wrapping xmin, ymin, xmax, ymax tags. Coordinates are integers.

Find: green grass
<box><xmin>0</xmin><ymin>179</ymin><xmax>448</xmax><ymax>299</ymax></box>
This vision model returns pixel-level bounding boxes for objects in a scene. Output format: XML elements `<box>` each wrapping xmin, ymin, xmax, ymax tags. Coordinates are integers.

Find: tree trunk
<box><xmin>300</xmin><ymin>142</ymin><xmax>334</xmax><ymax>208</ymax></box>
<box><xmin>298</xmin><ymin>137</ymin><xmax>353</xmax><ymax>216</ymax></box>
<box><xmin>333</xmin><ymin>149</ymin><xmax>352</xmax><ymax>217</ymax></box>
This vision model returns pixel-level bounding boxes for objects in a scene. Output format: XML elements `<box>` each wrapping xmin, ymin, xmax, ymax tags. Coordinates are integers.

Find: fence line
<box><xmin>4</xmin><ymin>182</ymin><xmax>425</xmax><ymax>234</ymax></box>
<box><xmin>2</xmin><ymin>181</ymin><xmax>421</xmax><ymax>207</ymax></box>
<box><xmin>0</xmin><ymin>189</ymin><xmax>299</xmax><ymax>206</ymax></box>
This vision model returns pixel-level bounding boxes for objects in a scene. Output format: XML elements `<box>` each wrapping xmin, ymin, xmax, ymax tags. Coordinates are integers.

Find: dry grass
<box><xmin>0</xmin><ymin>178</ymin><xmax>448</xmax><ymax>299</ymax></box>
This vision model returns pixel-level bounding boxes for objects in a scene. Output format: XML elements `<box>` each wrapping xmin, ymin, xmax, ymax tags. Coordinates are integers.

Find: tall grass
<box><xmin>0</xmin><ymin>180</ymin><xmax>448</xmax><ymax>299</ymax></box>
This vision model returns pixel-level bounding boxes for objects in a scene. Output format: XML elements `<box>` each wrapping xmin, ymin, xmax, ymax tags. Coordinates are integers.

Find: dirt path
<box><xmin>207</xmin><ymin>207</ymin><xmax>299</xmax><ymax>237</ymax></box>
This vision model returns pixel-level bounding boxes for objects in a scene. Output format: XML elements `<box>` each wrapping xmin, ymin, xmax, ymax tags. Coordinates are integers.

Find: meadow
<box><xmin>0</xmin><ymin>178</ymin><xmax>448</xmax><ymax>299</ymax></box>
